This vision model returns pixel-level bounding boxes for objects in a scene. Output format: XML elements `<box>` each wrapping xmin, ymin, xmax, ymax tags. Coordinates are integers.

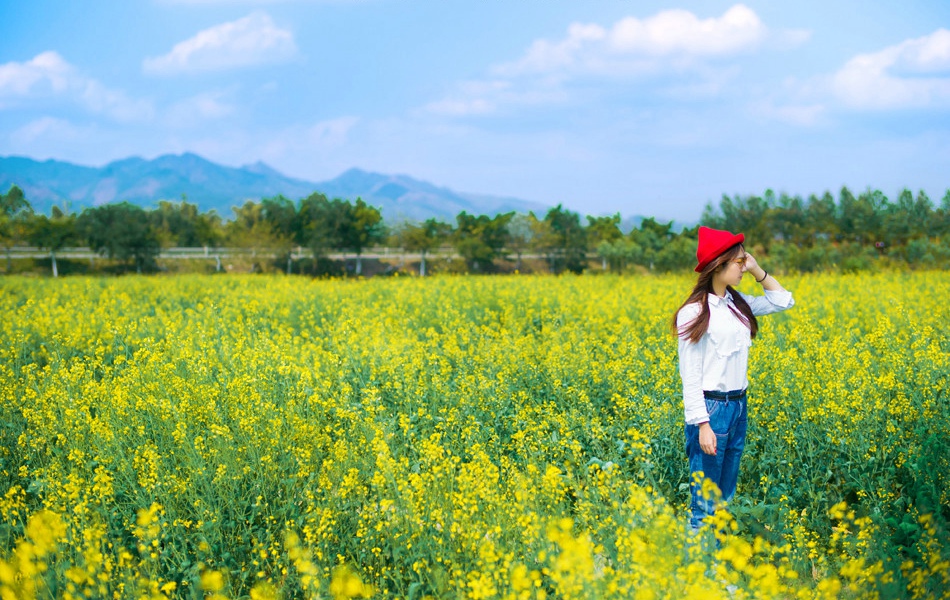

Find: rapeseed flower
<box><xmin>1</xmin><ymin>273</ymin><xmax>947</xmax><ymax>598</ymax></box>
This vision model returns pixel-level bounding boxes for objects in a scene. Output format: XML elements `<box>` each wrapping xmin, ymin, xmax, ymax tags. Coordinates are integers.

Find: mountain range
<box><xmin>0</xmin><ymin>153</ymin><xmax>548</xmax><ymax>222</ymax></box>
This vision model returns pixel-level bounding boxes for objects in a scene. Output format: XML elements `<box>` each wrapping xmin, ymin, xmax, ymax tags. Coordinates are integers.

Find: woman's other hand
<box><xmin>699</xmin><ymin>423</ymin><xmax>717</xmax><ymax>455</ymax></box>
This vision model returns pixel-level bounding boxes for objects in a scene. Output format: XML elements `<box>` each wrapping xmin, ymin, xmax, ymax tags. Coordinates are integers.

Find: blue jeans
<box><xmin>685</xmin><ymin>391</ymin><xmax>748</xmax><ymax>531</ymax></box>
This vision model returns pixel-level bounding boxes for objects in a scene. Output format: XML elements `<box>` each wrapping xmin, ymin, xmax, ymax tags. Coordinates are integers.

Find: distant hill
<box><xmin>0</xmin><ymin>153</ymin><xmax>548</xmax><ymax>221</ymax></box>
<box><xmin>319</xmin><ymin>168</ymin><xmax>548</xmax><ymax>222</ymax></box>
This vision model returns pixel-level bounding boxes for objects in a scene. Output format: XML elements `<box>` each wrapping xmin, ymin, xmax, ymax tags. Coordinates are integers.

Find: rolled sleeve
<box><xmin>740</xmin><ymin>289</ymin><xmax>795</xmax><ymax>316</ymax></box>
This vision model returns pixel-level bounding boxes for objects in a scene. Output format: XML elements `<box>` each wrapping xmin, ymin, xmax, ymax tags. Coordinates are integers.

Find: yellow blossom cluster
<box><xmin>1</xmin><ymin>272</ymin><xmax>948</xmax><ymax>598</ymax></box>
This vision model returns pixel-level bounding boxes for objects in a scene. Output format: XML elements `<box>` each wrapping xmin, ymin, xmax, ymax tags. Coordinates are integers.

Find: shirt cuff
<box><xmin>764</xmin><ymin>287</ymin><xmax>794</xmax><ymax>308</ymax></box>
<box><xmin>684</xmin><ymin>398</ymin><xmax>708</xmax><ymax>425</ymax></box>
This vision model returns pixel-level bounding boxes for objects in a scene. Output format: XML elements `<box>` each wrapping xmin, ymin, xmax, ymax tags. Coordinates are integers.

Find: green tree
<box><xmin>0</xmin><ymin>184</ymin><xmax>34</xmax><ymax>272</ymax></box>
<box><xmin>707</xmin><ymin>193</ymin><xmax>773</xmax><ymax>250</ymax></box>
<box><xmin>527</xmin><ymin>212</ymin><xmax>556</xmax><ymax>272</ymax></box>
<box><xmin>805</xmin><ymin>192</ymin><xmax>838</xmax><ymax>245</ymax></box>
<box><xmin>298</xmin><ymin>193</ymin><xmax>348</xmax><ymax>263</ymax></box>
<box><xmin>397</xmin><ymin>218</ymin><xmax>450</xmax><ymax>276</ymax></box>
<box><xmin>260</xmin><ymin>195</ymin><xmax>298</xmax><ymax>242</ymax></box>
<box><xmin>505</xmin><ymin>213</ymin><xmax>536</xmax><ymax>273</ymax></box>
<box><xmin>630</xmin><ymin>217</ymin><xmax>674</xmax><ymax>270</ymax></box>
<box><xmin>226</xmin><ymin>201</ymin><xmax>283</xmax><ymax>255</ymax></box>
<box><xmin>596</xmin><ymin>238</ymin><xmax>642</xmax><ymax>272</ymax></box>
<box><xmin>77</xmin><ymin>202</ymin><xmax>161</xmax><ymax>273</ymax></box>
<box><xmin>586</xmin><ymin>214</ymin><xmax>622</xmax><ymax>270</ymax></box>
<box><xmin>542</xmin><ymin>205</ymin><xmax>588</xmax><ymax>274</ymax></box>
<box><xmin>342</xmin><ymin>198</ymin><xmax>385</xmax><ymax>275</ymax></box>
<box><xmin>774</xmin><ymin>193</ymin><xmax>807</xmax><ymax>246</ymax></box>
<box><xmin>260</xmin><ymin>195</ymin><xmax>299</xmax><ymax>273</ymax></box>
<box><xmin>881</xmin><ymin>189</ymin><xmax>937</xmax><ymax>258</ymax></box>
<box><xmin>936</xmin><ymin>190</ymin><xmax>950</xmax><ymax>241</ymax></box>
<box><xmin>148</xmin><ymin>197</ymin><xmax>224</xmax><ymax>269</ymax></box>
<box><xmin>916</xmin><ymin>190</ymin><xmax>941</xmax><ymax>239</ymax></box>
<box><xmin>28</xmin><ymin>206</ymin><xmax>77</xmax><ymax>277</ymax></box>
<box><xmin>653</xmin><ymin>228</ymin><xmax>696</xmax><ymax>272</ymax></box>
<box><xmin>838</xmin><ymin>187</ymin><xmax>886</xmax><ymax>245</ymax></box>
<box><xmin>883</xmin><ymin>189</ymin><xmax>918</xmax><ymax>247</ymax></box>
<box><xmin>453</xmin><ymin>211</ymin><xmax>513</xmax><ymax>272</ymax></box>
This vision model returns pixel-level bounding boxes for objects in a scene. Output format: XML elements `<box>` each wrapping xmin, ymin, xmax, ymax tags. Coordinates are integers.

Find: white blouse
<box><xmin>676</xmin><ymin>288</ymin><xmax>795</xmax><ymax>425</ymax></box>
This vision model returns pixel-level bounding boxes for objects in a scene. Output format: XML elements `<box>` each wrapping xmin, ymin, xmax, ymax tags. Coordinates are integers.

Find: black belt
<box><xmin>703</xmin><ymin>389</ymin><xmax>747</xmax><ymax>401</ymax></box>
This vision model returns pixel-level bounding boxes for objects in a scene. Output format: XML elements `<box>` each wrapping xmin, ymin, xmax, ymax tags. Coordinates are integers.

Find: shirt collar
<box><xmin>708</xmin><ymin>290</ymin><xmax>734</xmax><ymax>307</ymax></box>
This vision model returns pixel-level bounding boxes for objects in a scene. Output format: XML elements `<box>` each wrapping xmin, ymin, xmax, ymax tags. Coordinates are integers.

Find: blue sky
<box><xmin>2</xmin><ymin>1</ymin><xmax>949</xmax><ymax>220</ymax></box>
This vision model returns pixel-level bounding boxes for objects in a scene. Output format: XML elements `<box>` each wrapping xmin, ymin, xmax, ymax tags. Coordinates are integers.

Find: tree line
<box><xmin>2</xmin><ymin>184</ymin><xmax>950</xmax><ymax>277</ymax></box>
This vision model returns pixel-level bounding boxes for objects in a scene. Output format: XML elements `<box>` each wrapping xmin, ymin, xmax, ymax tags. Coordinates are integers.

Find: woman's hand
<box><xmin>699</xmin><ymin>423</ymin><xmax>717</xmax><ymax>455</ymax></box>
<box><xmin>743</xmin><ymin>251</ymin><xmax>766</xmax><ymax>281</ymax></box>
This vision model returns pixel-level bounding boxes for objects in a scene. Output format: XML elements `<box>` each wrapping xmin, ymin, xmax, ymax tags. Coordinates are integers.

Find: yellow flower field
<box><xmin>1</xmin><ymin>272</ymin><xmax>948</xmax><ymax>599</ymax></box>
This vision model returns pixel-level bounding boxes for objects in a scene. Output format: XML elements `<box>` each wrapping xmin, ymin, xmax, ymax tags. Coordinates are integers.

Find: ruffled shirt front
<box><xmin>676</xmin><ymin>288</ymin><xmax>795</xmax><ymax>425</ymax></box>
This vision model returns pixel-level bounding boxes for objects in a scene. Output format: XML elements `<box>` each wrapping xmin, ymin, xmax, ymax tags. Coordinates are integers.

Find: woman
<box><xmin>674</xmin><ymin>226</ymin><xmax>794</xmax><ymax>532</ymax></box>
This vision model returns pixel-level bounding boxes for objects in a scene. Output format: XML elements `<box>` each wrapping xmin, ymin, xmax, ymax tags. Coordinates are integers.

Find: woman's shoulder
<box><xmin>676</xmin><ymin>300</ymin><xmax>704</xmax><ymax>325</ymax></box>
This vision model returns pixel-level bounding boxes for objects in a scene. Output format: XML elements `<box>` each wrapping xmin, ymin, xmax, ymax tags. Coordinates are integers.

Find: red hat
<box><xmin>695</xmin><ymin>226</ymin><xmax>744</xmax><ymax>272</ymax></box>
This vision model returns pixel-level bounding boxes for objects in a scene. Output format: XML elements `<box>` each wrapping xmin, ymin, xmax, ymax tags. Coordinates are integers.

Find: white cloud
<box><xmin>0</xmin><ymin>52</ymin><xmax>153</xmax><ymax>121</ymax></box>
<box><xmin>79</xmin><ymin>80</ymin><xmax>154</xmax><ymax>122</ymax></box>
<box><xmin>495</xmin><ymin>4</ymin><xmax>772</xmax><ymax>79</ymax></box>
<box><xmin>891</xmin><ymin>28</ymin><xmax>950</xmax><ymax>73</ymax></box>
<box><xmin>257</xmin><ymin>116</ymin><xmax>360</xmax><ymax>163</ymax></box>
<box><xmin>9</xmin><ymin>116</ymin><xmax>88</xmax><ymax>145</ymax></box>
<box><xmin>659</xmin><ymin>65</ymin><xmax>742</xmax><ymax>99</ymax></box>
<box><xmin>832</xmin><ymin>28</ymin><xmax>950</xmax><ymax>110</ymax></box>
<box><xmin>305</xmin><ymin>116</ymin><xmax>359</xmax><ymax>147</ymax></box>
<box><xmin>143</xmin><ymin>11</ymin><xmax>297</xmax><ymax>75</ymax></box>
<box><xmin>165</xmin><ymin>91</ymin><xmax>237</xmax><ymax>127</ymax></box>
<box><xmin>607</xmin><ymin>4</ymin><xmax>765</xmax><ymax>57</ymax></box>
<box><xmin>494</xmin><ymin>23</ymin><xmax>607</xmax><ymax>77</ymax></box>
<box><xmin>776</xmin><ymin>29</ymin><xmax>812</xmax><ymax>50</ymax></box>
<box><xmin>423</xmin><ymin>97</ymin><xmax>496</xmax><ymax>117</ymax></box>
<box><xmin>0</xmin><ymin>52</ymin><xmax>72</xmax><ymax>98</ymax></box>
<box><xmin>429</xmin><ymin>5</ymin><xmax>798</xmax><ymax>118</ymax></box>
<box><xmin>755</xmin><ymin>102</ymin><xmax>826</xmax><ymax>126</ymax></box>
<box><xmin>421</xmin><ymin>77</ymin><xmax>569</xmax><ymax>117</ymax></box>
<box><xmin>423</xmin><ymin>80</ymin><xmax>510</xmax><ymax>116</ymax></box>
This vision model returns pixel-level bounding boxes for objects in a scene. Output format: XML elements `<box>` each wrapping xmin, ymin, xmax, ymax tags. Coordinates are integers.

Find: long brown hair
<box><xmin>672</xmin><ymin>244</ymin><xmax>758</xmax><ymax>343</ymax></box>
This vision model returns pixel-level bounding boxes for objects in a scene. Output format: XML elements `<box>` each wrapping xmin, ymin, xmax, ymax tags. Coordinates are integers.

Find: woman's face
<box><xmin>713</xmin><ymin>247</ymin><xmax>747</xmax><ymax>288</ymax></box>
